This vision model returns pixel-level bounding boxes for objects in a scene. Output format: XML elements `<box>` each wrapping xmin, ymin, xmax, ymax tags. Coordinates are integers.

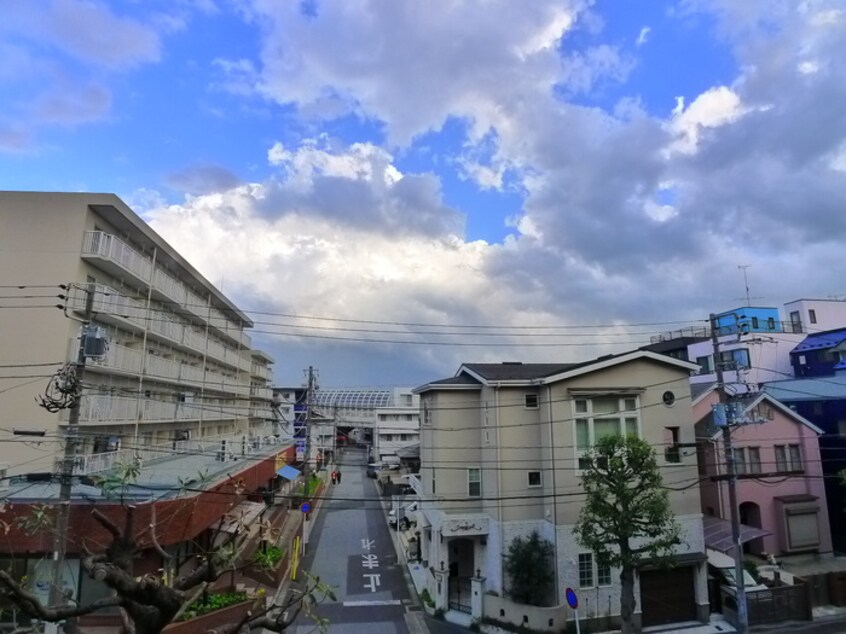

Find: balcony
<box><xmin>73</xmin><ymin>431</ymin><xmax>286</xmax><ymax>476</ymax></box>
<box><xmin>63</xmin><ymin>395</ymin><xmax>241</xmax><ymax>424</ymax></box>
<box><xmin>152</xmin><ymin>267</ymin><xmax>187</xmax><ymax>305</ymax></box>
<box><xmin>82</xmin><ymin>231</ymin><xmax>152</xmax><ymax>286</ymax></box>
<box><xmin>73</xmin><ymin>339</ymin><xmax>143</xmax><ymax>376</ymax></box>
<box><xmin>69</xmin><ymin>284</ymin><xmax>147</xmax><ymax>331</ymax></box>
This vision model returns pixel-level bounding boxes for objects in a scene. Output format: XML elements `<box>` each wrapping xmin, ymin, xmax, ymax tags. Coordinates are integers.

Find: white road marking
<box><xmin>342</xmin><ymin>600</ymin><xmax>402</xmax><ymax>607</ymax></box>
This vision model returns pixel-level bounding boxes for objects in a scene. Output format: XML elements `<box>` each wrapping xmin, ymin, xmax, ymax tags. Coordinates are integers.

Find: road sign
<box><xmin>565</xmin><ymin>587</ymin><xmax>578</xmax><ymax>609</ymax></box>
<box><xmin>300</xmin><ymin>502</ymin><xmax>311</xmax><ymax>513</ymax></box>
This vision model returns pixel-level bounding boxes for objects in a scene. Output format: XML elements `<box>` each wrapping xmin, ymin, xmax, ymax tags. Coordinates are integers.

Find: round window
<box><xmin>662</xmin><ymin>391</ymin><xmax>676</xmax><ymax>407</ymax></box>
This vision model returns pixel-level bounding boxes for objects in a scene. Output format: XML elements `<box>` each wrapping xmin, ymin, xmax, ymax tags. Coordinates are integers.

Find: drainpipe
<box><xmin>135</xmin><ymin>246</ymin><xmax>157</xmax><ymax>451</ymax></box>
<box><xmin>547</xmin><ymin>383</ymin><xmax>559</xmax><ymax>592</ymax></box>
<box><xmin>495</xmin><ymin>385</ymin><xmax>504</xmax><ymax>591</ymax></box>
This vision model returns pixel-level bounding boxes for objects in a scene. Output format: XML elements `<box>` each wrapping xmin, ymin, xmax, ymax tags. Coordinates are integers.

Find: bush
<box><xmin>419</xmin><ymin>588</ymin><xmax>435</xmax><ymax>608</ymax></box>
<box><xmin>253</xmin><ymin>545</ymin><xmax>285</xmax><ymax>570</ymax></box>
<box><xmin>178</xmin><ymin>591</ymin><xmax>248</xmax><ymax>621</ymax></box>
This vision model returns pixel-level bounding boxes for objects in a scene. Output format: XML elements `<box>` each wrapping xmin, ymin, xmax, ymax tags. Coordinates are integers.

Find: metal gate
<box><xmin>448</xmin><ymin>576</ymin><xmax>472</xmax><ymax>613</ymax></box>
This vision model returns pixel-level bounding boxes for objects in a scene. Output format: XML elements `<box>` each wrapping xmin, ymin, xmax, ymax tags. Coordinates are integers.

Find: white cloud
<box><xmin>666</xmin><ymin>86</ymin><xmax>748</xmax><ymax>155</ymax></box>
<box><xmin>636</xmin><ymin>26</ymin><xmax>651</xmax><ymax>46</ymax></box>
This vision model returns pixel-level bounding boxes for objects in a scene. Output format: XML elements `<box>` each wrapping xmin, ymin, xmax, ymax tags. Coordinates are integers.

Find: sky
<box><xmin>2</xmin><ymin>0</ymin><xmax>846</xmax><ymax>388</ymax></box>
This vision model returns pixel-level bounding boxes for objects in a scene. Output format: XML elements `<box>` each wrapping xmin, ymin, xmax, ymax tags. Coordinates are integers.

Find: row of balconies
<box><xmin>69</xmin><ymin>284</ymin><xmax>251</xmax><ymax>373</ymax></box>
<box><xmin>82</xmin><ymin>231</ymin><xmax>252</xmax><ymax>350</ymax></box>
<box><xmin>73</xmin><ymin>427</ymin><xmax>283</xmax><ymax>475</ymax></box>
<box><xmin>61</xmin><ymin>394</ymin><xmax>248</xmax><ymax>424</ymax></box>
<box><xmin>77</xmin><ymin>339</ymin><xmax>251</xmax><ymax>397</ymax></box>
<box><xmin>250</xmin><ymin>363</ymin><xmax>271</xmax><ymax>380</ymax></box>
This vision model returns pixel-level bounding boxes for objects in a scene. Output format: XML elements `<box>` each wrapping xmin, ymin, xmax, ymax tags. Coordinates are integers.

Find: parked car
<box><xmin>366</xmin><ymin>464</ymin><xmax>380</xmax><ymax>479</ymax></box>
<box><xmin>388</xmin><ymin>501</ymin><xmax>419</xmax><ymax>530</ymax></box>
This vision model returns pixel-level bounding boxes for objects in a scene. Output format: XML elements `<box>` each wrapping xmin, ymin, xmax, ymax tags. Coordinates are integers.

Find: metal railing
<box><xmin>74</xmin><ymin>430</ymin><xmax>283</xmax><ymax>475</ymax></box>
<box><xmin>63</xmin><ymin>394</ymin><xmax>241</xmax><ymax>424</ymax></box>
<box><xmin>82</xmin><ymin>231</ymin><xmax>152</xmax><ymax>282</ymax></box>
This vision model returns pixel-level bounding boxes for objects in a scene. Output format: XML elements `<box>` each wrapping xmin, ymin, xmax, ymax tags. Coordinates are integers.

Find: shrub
<box><xmin>253</xmin><ymin>545</ymin><xmax>285</xmax><ymax>570</ymax></box>
<box><xmin>419</xmin><ymin>588</ymin><xmax>435</xmax><ymax>608</ymax></box>
<box><xmin>178</xmin><ymin>591</ymin><xmax>248</xmax><ymax>621</ymax></box>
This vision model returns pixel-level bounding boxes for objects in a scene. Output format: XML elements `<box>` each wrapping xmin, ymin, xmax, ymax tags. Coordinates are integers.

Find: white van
<box><xmin>706</xmin><ymin>548</ymin><xmax>769</xmax><ymax>595</ymax></box>
<box><xmin>388</xmin><ymin>501</ymin><xmax>419</xmax><ymax>530</ymax></box>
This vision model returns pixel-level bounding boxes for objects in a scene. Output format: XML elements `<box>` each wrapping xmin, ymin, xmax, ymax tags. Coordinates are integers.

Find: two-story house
<box><xmin>694</xmin><ymin>387</ymin><xmax>832</xmax><ymax>557</ymax></box>
<box><xmin>412</xmin><ymin>350</ymin><xmax>707</xmax><ymax>632</ymax></box>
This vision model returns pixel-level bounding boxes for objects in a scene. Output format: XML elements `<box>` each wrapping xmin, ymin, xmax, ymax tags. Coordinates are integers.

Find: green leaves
<box><xmin>502</xmin><ymin>531</ymin><xmax>555</xmax><ymax>606</ymax></box>
<box><xmin>574</xmin><ymin>434</ymin><xmax>681</xmax><ymax>571</ymax></box>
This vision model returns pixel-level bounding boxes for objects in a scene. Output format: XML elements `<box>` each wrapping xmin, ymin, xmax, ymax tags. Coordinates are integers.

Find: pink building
<box><xmin>694</xmin><ymin>387</ymin><xmax>832</xmax><ymax>557</ymax></box>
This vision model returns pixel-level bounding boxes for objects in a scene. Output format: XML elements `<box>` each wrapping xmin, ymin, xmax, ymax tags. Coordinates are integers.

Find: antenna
<box><xmin>736</xmin><ymin>265</ymin><xmax>764</xmax><ymax>306</ymax></box>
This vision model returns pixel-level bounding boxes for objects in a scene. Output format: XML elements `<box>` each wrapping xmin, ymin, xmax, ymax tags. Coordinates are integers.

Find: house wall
<box><xmin>784</xmin><ymin>299</ymin><xmax>846</xmax><ymax>333</ymax></box>
<box><xmin>419</xmin><ymin>389</ymin><xmax>483</xmax><ymax>514</ymax></box>
<box><xmin>547</xmin><ymin>358</ymin><xmax>702</xmax><ymax>525</ymax></box>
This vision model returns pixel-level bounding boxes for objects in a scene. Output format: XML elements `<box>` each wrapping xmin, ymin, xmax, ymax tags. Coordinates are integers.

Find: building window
<box><xmin>597</xmin><ymin>562</ymin><xmax>612</xmax><ymax>587</ymax></box>
<box><xmin>432</xmin><ymin>471</ymin><xmax>436</xmax><ymax>495</ymax></box>
<box><xmin>574</xmin><ymin>395</ymin><xmax>639</xmax><ymax>469</ymax></box>
<box><xmin>423</xmin><ymin>404</ymin><xmax>432</xmax><ymax>426</ymax></box>
<box><xmin>717</xmin><ymin>348</ymin><xmax>750</xmax><ymax>369</ymax></box>
<box><xmin>751</xmin><ymin>317</ymin><xmax>759</xmax><ymax>329</ymax></box>
<box><xmin>748</xmin><ymin>447</ymin><xmax>762</xmax><ymax>474</ymax></box>
<box><xmin>527</xmin><ymin>471</ymin><xmax>542</xmax><ymax>487</ymax></box>
<box><xmin>790</xmin><ymin>311</ymin><xmax>802</xmax><ymax>333</ymax></box>
<box><xmin>733</xmin><ymin>448</ymin><xmax>747</xmax><ymax>475</ymax></box>
<box><xmin>525</xmin><ymin>393</ymin><xmax>539</xmax><ymax>409</ymax></box>
<box><xmin>665</xmin><ymin>427</ymin><xmax>681</xmax><ymax>463</ymax></box>
<box><xmin>809</xmin><ymin>309</ymin><xmax>817</xmax><ymax>324</ymax></box>
<box><xmin>696</xmin><ymin>356</ymin><xmax>713</xmax><ymax>374</ymax></box>
<box><xmin>767</xmin><ymin>317</ymin><xmax>776</xmax><ymax>330</ymax></box>
<box><xmin>578</xmin><ymin>553</ymin><xmax>594</xmax><ymax>588</ymax></box>
<box><xmin>468</xmin><ymin>467</ymin><xmax>481</xmax><ymax>497</ymax></box>
<box><xmin>775</xmin><ymin>444</ymin><xmax>803</xmax><ymax>472</ymax></box>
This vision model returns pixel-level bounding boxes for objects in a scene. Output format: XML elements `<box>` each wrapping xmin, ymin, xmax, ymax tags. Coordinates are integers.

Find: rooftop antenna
<box><xmin>736</xmin><ymin>264</ymin><xmax>763</xmax><ymax>306</ymax></box>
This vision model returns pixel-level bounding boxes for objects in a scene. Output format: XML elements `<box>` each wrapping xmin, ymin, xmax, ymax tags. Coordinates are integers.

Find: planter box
<box><xmin>163</xmin><ymin>600</ymin><xmax>254</xmax><ymax>634</ymax></box>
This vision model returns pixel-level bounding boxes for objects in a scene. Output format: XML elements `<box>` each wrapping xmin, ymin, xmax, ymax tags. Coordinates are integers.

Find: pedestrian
<box><xmin>331</xmin><ymin>470</ymin><xmax>337</xmax><ymax>485</ymax></box>
<box><xmin>336</xmin><ymin>471</ymin><xmax>342</xmax><ymax>484</ymax></box>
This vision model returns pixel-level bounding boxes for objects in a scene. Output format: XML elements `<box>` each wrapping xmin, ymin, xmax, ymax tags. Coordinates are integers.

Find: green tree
<box><xmin>503</xmin><ymin>530</ymin><xmax>555</xmax><ymax>606</ymax></box>
<box><xmin>573</xmin><ymin>435</ymin><xmax>681</xmax><ymax>634</ymax></box>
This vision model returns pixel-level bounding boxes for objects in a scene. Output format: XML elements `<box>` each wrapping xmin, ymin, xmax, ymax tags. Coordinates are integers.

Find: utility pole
<box><xmin>50</xmin><ymin>283</ymin><xmax>95</xmax><ymax>609</ymax></box>
<box><xmin>710</xmin><ymin>313</ymin><xmax>748</xmax><ymax>633</ymax></box>
<box><xmin>303</xmin><ymin>366</ymin><xmax>316</xmax><ymax>494</ymax></box>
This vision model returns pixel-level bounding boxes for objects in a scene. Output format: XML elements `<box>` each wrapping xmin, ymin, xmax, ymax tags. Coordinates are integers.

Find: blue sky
<box><xmin>2</xmin><ymin>0</ymin><xmax>846</xmax><ymax>386</ymax></box>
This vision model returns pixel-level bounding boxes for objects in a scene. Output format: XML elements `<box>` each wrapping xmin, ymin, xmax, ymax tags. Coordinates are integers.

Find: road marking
<box><xmin>343</xmin><ymin>600</ymin><xmax>403</xmax><ymax>607</ymax></box>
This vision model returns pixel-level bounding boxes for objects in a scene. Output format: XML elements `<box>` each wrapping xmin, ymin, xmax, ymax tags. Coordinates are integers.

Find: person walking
<box><xmin>336</xmin><ymin>471</ymin><xmax>342</xmax><ymax>484</ymax></box>
<box><xmin>331</xmin><ymin>470</ymin><xmax>337</xmax><ymax>485</ymax></box>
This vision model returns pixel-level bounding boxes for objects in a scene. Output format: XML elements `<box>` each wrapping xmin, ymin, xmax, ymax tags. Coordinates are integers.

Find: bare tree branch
<box><xmin>0</xmin><ymin>571</ymin><xmax>124</xmax><ymax>620</ymax></box>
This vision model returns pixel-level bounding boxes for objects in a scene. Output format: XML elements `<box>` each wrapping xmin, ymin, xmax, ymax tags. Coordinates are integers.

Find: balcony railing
<box><xmin>73</xmin><ymin>431</ymin><xmax>284</xmax><ymax>475</ymax></box>
<box><xmin>82</xmin><ymin>231</ymin><xmax>152</xmax><ymax>283</ymax></box>
<box><xmin>153</xmin><ymin>268</ymin><xmax>186</xmax><ymax>305</ymax></box>
<box><xmin>62</xmin><ymin>394</ymin><xmax>242</xmax><ymax>424</ymax></box>
<box><xmin>72</xmin><ymin>339</ymin><xmax>143</xmax><ymax>375</ymax></box>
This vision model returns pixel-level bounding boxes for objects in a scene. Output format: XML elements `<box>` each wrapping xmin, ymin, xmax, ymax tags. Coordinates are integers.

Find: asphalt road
<box><xmin>290</xmin><ymin>447</ymin><xmax>422</xmax><ymax>633</ymax></box>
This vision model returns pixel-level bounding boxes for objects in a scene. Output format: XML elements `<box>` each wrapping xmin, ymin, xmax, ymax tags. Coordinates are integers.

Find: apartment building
<box><xmin>412</xmin><ymin>350</ymin><xmax>707</xmax><ymax>632</ymax></box>
<box><xmin>0</xmin><ymin>191</ymin><xmax>276</xmax><ymax>477</ymax></box>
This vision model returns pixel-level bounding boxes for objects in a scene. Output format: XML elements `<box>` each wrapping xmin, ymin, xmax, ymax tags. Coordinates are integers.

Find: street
<box><xmin>290</xmin><ymin>446</ymin><xmax>423</xmax><ymax>632</ymax></box>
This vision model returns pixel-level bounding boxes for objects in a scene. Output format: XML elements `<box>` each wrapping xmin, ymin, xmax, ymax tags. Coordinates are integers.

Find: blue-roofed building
<box><xmin>791</xmin><ymin>328</ymin><xmax>846</xmax><ymax>377</ymax></box>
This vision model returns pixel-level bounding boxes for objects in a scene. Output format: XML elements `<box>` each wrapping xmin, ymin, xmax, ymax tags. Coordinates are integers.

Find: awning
<box><xmin>220</xmin><ymin>500</ymin><xmax>265</xmax><ymax>534</ymax></box>
<box><xmin>703</xmin><ymin>515</ymin><xmax>771</xmax><ymax>553</ymax></box>
<box><xmin>276</xmin><ymin>464</ymin><xmax>301</xmax><ymax>480</ymax></box>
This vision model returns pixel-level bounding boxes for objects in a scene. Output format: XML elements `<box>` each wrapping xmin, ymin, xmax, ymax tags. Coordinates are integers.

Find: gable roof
<box><xmin>696</xmin><ymin>392</ymin><xmax>823</xmax><ymax>439</ymax></box>
<box><xmin>417</xmin><ymin>349</ymin><xmax>699</xmax><ymax>394</ymax></box>
<box><xmin>764</xmin><ymin>374</ymin><xmax>846</xmax><ymax>402</ymax></box>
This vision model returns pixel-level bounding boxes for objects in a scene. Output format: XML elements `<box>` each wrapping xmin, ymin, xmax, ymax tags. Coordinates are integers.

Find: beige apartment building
<box><xmin>0</xmin><ymin>191</ymin><xmax>276</xmax><ymax>478</ymax></box>
<box><xmin>412</xmin><ymin>350</ymin><xmax>707</xmax><ymax>632</ymax></box>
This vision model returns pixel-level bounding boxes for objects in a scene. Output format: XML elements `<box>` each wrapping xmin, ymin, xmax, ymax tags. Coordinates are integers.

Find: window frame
<box><xmin>468</xmin><ymin>467</ymin><xmax>481</xmax><ymax>498</ymax></box>
<box><xmin>527</xmin><ymin>470</ymin><xmax>542</xmax><ymax>488</ymax></box>
<box><xmin>775</xmin><ymin>444</ymin><xmax>803</xmax><ymax>473</ymax></box>
<box><xmin>573</xmin><ymin>395</ymin><xmax>641</xmax><ymax>469</ymax></box>
<box><xmin>524</xmin><ymin>393</ymin><xmax>539</xmax><ymax>409</ymax></box>
<box><xmin>809</xmin><ymin>309</ymin><xmax>817</xmax><ymax>324</ymax></box>
<box><xmin>578</xmin><ymin>553</ymin><xmax>594</xmax><ymax>589</ymax></box>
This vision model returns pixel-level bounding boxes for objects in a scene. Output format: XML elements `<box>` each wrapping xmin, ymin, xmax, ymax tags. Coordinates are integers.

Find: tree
<box><xmin>0</xmin><ymin>470</ymin><xmax>333</xmax><ymax>634</ymax></box>
<box><xmin>573</xmin><ymin>434</ymin><xmax>681</xmax><ymax>634</ymax></box>
<box><xmin>503</xmin><ymin>530</ymin><xmax>555</xmax><ymax>606</ymax></box>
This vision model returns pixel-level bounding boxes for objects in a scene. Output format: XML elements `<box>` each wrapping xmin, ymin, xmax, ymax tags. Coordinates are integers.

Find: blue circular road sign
<box><xmin>300</xmin><ymin>502</ymin><xmax>311</xmax><ymax>513</ymax></box>
<box><xmin>565</xmin><ymin>587</ymin><xmax>578</xmax><ymax>610</ymax></box>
